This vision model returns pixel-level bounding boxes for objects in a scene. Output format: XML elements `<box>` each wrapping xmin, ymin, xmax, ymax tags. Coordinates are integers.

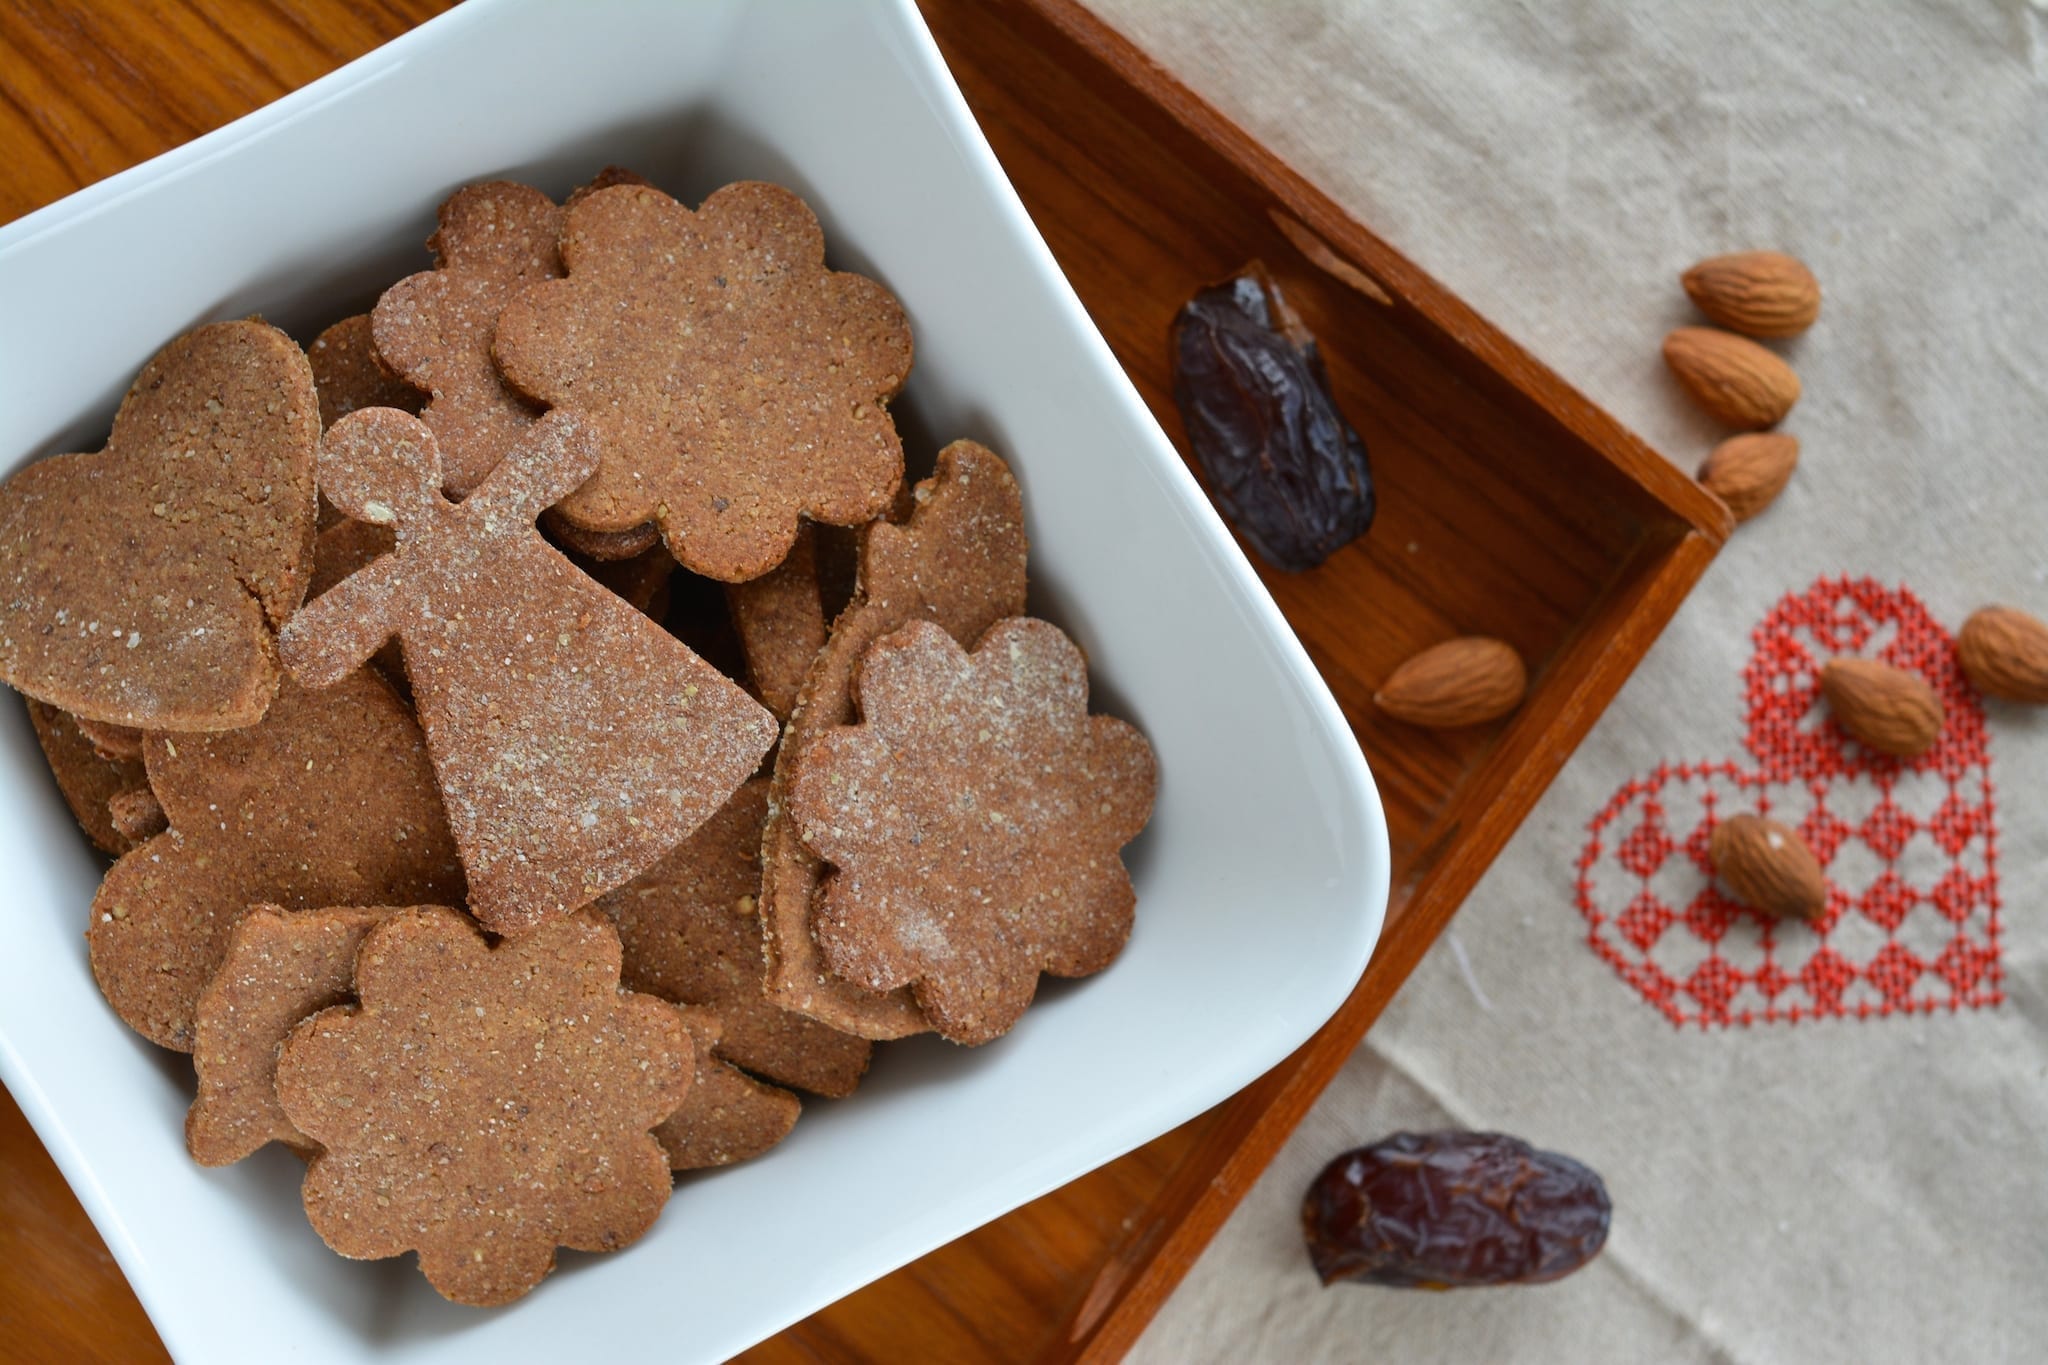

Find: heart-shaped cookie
<box><xmin>1577</xmin><ymin>578</ymin><xmax>1999</xmax><ymax>1026</ymax></box>
<box><xmin>0</xmin><ymin>320</ymin><xmax>319</xmax><ymax>730</ymax></box>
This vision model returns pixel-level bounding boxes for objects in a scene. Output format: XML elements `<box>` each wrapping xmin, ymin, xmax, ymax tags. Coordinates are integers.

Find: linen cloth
<box><xmin>1078</xmin><ymin>3</ymin><xmax>2048</xmax><ymax>1361</ymax></box>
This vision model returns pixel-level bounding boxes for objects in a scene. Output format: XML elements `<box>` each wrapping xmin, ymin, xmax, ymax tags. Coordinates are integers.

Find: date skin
<box><xmin>1303</xmin><ymin>1131</ymin><xmax>1610</xmax><ymax>1289</ymax></box>
<box><xmin>1169</xmin><ymin>262</ymin><xmax>1374</xmax><ymax>572</ymax></box>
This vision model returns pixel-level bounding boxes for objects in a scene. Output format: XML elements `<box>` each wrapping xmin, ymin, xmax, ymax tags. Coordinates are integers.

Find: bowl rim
<box><xmin>0</xmin><ymin>0</ymin><xmax>1391</xmax><ymax>1357</ymax></box>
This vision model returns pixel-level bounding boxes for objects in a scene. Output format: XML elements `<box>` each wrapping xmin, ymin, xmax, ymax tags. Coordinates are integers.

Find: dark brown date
<box><xmin>1169</xmin><ymin>262</ymin><xmax>1374</xmax><ymax>572</ymax></box>
<box><xmin>1302</xmin><ymin>1131</ymin><xmax>1610</xmax><ymax>1289</ymax></box>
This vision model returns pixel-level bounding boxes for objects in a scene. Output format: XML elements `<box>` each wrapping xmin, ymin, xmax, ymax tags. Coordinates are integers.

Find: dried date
<box><xmin>1302</xmin><ymin>1130</ymin><xmax>1610</xmax><ymax>1289</ymax></box>
<box><xmin>1169</xmin><ymin>262</ymin><xmax>1374</xmax><ymax>572</ymax></box>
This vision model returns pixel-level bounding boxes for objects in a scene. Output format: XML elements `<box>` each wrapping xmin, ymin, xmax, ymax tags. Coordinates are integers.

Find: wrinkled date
<box><xmin>1303</xmin><ymin>1131</ymin><xmax>1610</xmax><ymax>1289</ymax></box>
<box><xmin>1169</xmin><ymin>262</ymin><xmax>1374</xmax><ymax>572</ymax></box>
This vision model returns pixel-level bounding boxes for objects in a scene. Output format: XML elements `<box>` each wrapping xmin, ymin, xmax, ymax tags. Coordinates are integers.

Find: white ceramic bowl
<box><xmin>0</xmin><ymin>1</ymin><xmax>1388</xmax><ymax>1359</ymax></box>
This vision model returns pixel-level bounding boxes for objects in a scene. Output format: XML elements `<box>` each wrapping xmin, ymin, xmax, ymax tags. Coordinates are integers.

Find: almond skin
<box><xmin>1697</xmin><ymin>432</ymin><xmax>1799</xmax><ymax>522</ymax></box>
<box><xmin>1662</xmin><ymin>327</ymin><xmax>1800</xmax><ymax>429</ymax></box>
<box><xmin>1820</xmin><ymin>658</ymin><xmax>1943</xmax><ymax>757</ymax></box>
<box><xmin>1374</xmin><ymin>637</ymin><xmax>1526</xmax><ymax>728</ymax></box>
<box><xmin>1681</xmin><ymin>251</ymin><xmax>1821</xmax><ymax>338</ymax></box>
<box><xmin>1957</xmin><ymin>605</ymin><xmax>2048</xmax><ymax>704</ymax></box>
<box><xmin>1710</xmin><ymin>813</ymin><xmax>1826</xmax><ymax>921</ymax></box>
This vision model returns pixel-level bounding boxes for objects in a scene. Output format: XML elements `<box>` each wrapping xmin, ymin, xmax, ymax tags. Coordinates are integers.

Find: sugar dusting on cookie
<box><xmin>788</xmin><ymin>618</ymin><xmax>1155</xmax><ymax>1046</ymax></box>
<box><xmin>760</xmin><ymin>439</ymin><xmax>1028</xmax><ymax>1039</ymax></box>
<box><xmin>0</xmin><ymin>320</ymin><xmax>319</xmax><ymax>730</ymax></box>
<box><xmin>275</xmin><ymin>908</ymin><xmax>687</xmax><ymax>1306</ymax></box>
<box><xmin>493</xmin><ymin>180</ymin><xmax>912</xmax><ymax>581</ymax></box>
<box><xmin>278</xmin><ymin>407</ymin><xmax>776</xmax><ymax>931</ymax></box>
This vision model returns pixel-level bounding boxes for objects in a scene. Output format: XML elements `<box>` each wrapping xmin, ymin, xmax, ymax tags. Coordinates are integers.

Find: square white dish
<box><xmin>0</xmin><ymin>0</ymin><xmax>1389</xmax><ymax>1360</ymax></box>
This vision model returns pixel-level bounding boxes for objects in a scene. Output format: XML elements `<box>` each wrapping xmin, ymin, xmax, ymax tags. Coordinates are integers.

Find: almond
<box><xmin>1374</xmin><ymin>637</ymin><xmax>1526</xmax><ymax>728</ymax></box>
<box><xmin>1820</xmin><ymin>657</ymin><xmax>1943</xmax><ymax>757</ymax></box>
<box><xmin>1697</xmin><ymin>432</ymin><xmax>1798</xmax><ymax>522</ymax></box>
<box><xmin>1957</xmin><ymin>605</ymin><xmax>2048</xmax><ymax>704</ymax></box>
<box><xmin>1681</xmin><ymin>251</ymin><xmax>1821</xmax><ymax>338</ymax></box>
<box><xmin>1662</xmin><ymin>327</ymin><xmax>1800</xmax><ymax>429</ymax></box>
<box><xmin>1709</xmin><ymin>813</ymin><xmax>1826</xmax><ymax>921</ymax></box>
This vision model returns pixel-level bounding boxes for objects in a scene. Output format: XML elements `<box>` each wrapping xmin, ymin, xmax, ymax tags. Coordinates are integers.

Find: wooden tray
<box><xmin>0</xmin><ymin>2</ymin><xmax>1727</xmax><ymax>1361</ymax></box>
<box><xmin>746</xmin><ymin>2</ymin><xmax>1729</xmax><ymax>1359</ymax></box>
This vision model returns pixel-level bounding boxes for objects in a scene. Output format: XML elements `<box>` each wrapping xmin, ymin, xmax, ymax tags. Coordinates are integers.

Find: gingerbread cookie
<box><xmin>307</xmin><ymin>314</ymin><xmax>423</xmax><ymax>431</ymax></box>
<box><xmin>657</xmin><ymin>1005</ymin><xmax>801</xmax><ymax>1171</ymax></box>
<box><xmin>594</xmin><ymin>778</ymin><xmax>871</xmax><ymax>1098</ymax></box>
<box><xmin>24</xmin><ymin>699</ymin><xmax>151</xmax><ymax>855</ymax></box>
<box><xmin>788</xmin><ymin>618</ymin><xmax>1156</xmax><ymax>1045</ymax></box>
<box><xmin>186</xmin><ymin>904</ymin><xmax>401</xmax><ymax>1166</ymax></box>
<box><xmin>726</xmin><ymin>525</ymin><xmax>828</xmax><ymax>720</ymax></box>
<box><xmin>87</xmin><ymin>669</ymin><xmax>464</xmax><ymax>1050</ymax></box>
<box><xmin>371</xmin><ymin>182</ymin><xmax>563</xmax><ymax>499</ymax></box>
<box><xmin>72</xmin><ymin>716</ymin><xmax>143</xmax><ymax>762</ymax></box>
<box><xmin>369</xmin><ymin>170</ymin><xmax>646</xmax><ymax>502</ymax></box>
<box><xmin>761</xmin><ymin>440</ymin><xmax>1028</xmax><ymax>1038</ymax></box>
<box><xmin>275</xmin><ymin>907</ymin><xmax>689</xmax><ymax>1307</ymax></box>
<box><xmin>278</xmin><ymin>408</ymin><xmax>776</xmax><ymax>931</ymax></box>
<box><xmin>543</xmin><ymin>514</ymin><xmax>662</xmax><ymax>563</ymax></box>
<box><xmin>493</xmin><ymin>180</ymin><xmax>913</xmax><ymax>582</ymax></box>
<box><xmin>308</xmin><ymin>518</ymin><xmax>403</xmax><ymax>687</ymax></box>
<box><xmin>106</xmin><ymin>783</ymin><xmax>166</xmax><ymax>844</ymax></box>
<box><xmin>0</xmin><ymin>319</ymin><xmax>319</xmax><ymax>730</ymax></box>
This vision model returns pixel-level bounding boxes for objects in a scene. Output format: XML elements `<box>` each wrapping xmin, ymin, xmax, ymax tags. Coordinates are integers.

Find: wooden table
<box><xmin>0</xmin><ymin>3</ymin><xmax>1725</xmax><ymax>1360</ymax></box>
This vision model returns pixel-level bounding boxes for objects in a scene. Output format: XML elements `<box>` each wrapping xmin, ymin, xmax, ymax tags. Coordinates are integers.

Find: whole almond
<box><xmin>1820</xmin><ymin>657</ymin><xmax>1943</xmax><ymax>757</ymax></box>
<box><xmin>1957</xmin><ymin>605</ymin><xmax>2048</xmax><ymax>704</ymax></box>
<box><xmin>1681</xmin><ymin>251</ymin><xmax>1821</xmax><ymax>338</ymax></box>
<box><xmin>1374</xmin><ymin>637</ymin><xmax>1526</xmax><ymax>728</ymax></box>
<box><xmin>1663</xmin><ymin>327</ymin><xmax>1800</xmax><ymax>429</ymax></box>
<box><xmin>1710</xmin><ymin>813</ymin><xmax>1826</xmax><ymax>920</ymax></box>
<box><xmin>1697</xmin><ymin>432</ymin><xmax>1799</xmax><ymax>522</ymax></box>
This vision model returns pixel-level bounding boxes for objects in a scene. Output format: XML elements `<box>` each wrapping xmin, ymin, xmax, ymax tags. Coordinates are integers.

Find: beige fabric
<box><xmin>1082</xmin><ymin>2</ymin><xmax>2048</xmax><ymax>1361</ymax></box>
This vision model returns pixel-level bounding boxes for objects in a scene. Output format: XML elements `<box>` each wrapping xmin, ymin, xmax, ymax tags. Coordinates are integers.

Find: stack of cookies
<box><xmin>0</xmin><ymin>171</ymin><xmax>1156</xmax><ymax>1307</ymax></box>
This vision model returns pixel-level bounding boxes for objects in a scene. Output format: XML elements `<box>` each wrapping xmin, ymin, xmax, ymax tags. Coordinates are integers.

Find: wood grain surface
<box><xmin>0</xmin><ymin>2</ymin><xmax>1724</xmax><ymax>1362</ymax></box>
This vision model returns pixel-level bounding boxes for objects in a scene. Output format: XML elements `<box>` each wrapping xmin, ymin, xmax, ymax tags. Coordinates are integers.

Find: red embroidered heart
<box><xmin>1576</xmin><ymin>577</ymin><xmax>2000</xmax><ymax>1027</ymax></box>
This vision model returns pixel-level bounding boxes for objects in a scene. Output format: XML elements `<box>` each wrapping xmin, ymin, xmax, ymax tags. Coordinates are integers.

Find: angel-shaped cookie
<box><xmin>279</xmin><ymin>408</ymin><xmax>777</xmax><ymax>932</ymax></box>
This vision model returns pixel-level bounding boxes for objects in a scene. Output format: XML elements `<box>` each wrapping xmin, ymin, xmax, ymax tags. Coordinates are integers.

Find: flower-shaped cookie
<box><xmin>276</xmin><ymin>908</ymin><xmax>690</xmax><ymax>1306</ymax></box>
<box><xmin>760</xmin><ymin>439</ymin><xmax>1028</xmax><ymax>1040</ymax></box>
<box><xmin>493</xmin><ymin>181</ymin><xmax>913</xmax><ymax>582</ymax></box>
<box><xmin>372</xmin><ymin>181</ymin><xmax>565</xmax><ymax>498</ymax></box>
<box><xmin>788</xmin><ymin>619</ymin><xmax>1156</xmax><ymax>1045</ymax></box>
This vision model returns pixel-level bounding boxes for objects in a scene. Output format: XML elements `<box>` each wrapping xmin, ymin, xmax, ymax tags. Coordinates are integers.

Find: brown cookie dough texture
<box><xmin>543</xmin><ymin>513</ymin><xmax>662</xmax><ymax>563</ymax></box>
<box><xmin>306</xmin><ymin>314</ymin><xmax>423</xmax><ymax>431</ymax></box>
<box><xmin>566</xmin><ymin>540</ymin><xmax>675</xmax><ymax>622</ymax></box>
<box><xmin>594</xmin><ymin>778</ymin><xmax>871</xmax><ymax>1098</ymax></box>
<box><xmin>87</xmin><ymin>670</ymin><xmax>465</xmax><ymax>1050</ymax></box>
<box><xmin>372</xmin><ymin>182</ymin><xmax>561</xmax><ymax>499</ymax></box>
<box><xmin>308</xmin><ymin>519</ymin><xmax>403</xmax><ymax>689</ymax></box>
<box><xmin>657</xmin><ymin>1005</ymin><xmax>800</xmax><ymax>1172</ymax></box>
<box><xmin>726</xmin><ymin>524</ymin><xmax>827</xmax><ymax>720</ymax></box>
<box><xmin>106</xmin><ymin>783</ymin><xmax>167</xmax><ymax>844</ymax></box>
<box><xmin>761</xmin><ymin>440</ymin><xmax>1028</xmax><ymax>1038</ymax></box>
<box><xmin>279</xmin><ymin>408</ymin><xmax>776</xmax><ymax>932</ymax></box>
<box><xmin>72</xmin><ymin>716</ymin><xmax>143</xmax><ymax>762</ymax></box>
<box><xmin>275</xmin><ymin>907</ymin><xmax>689</xmax><ymax>1307</ymax></box>
<box><xmin>0</xmin><ymin>319</ymin><xmax>319</xmax><ymax>730</ymax></box>
<box><xmin>24</xmin><ymin>699</ymin><xmax>151</xmax><ymax>855</ymax></box>
<box><xmin>493</xmin><ymin>180</ymin><xmax>913</xmax><ymax>583</ymax></box>
<box><xmin>186</xmin><ymin>904</ymin><xmax>402</xmax><ymax>1166</ymax></box>
<box><xmin>789</xmin><ymin>618</ymin><xmax>1156</xmax><ymax>1046</ymax></box>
